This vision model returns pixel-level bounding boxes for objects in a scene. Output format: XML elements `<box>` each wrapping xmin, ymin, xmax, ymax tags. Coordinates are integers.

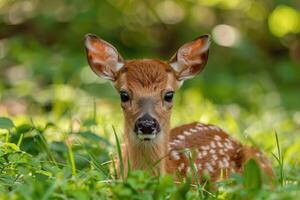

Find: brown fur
<box><xmin>85</xmin><ymin>34</ymin><xmax>273</xmax><ymax>182</ymax></box>
<box><xmin>166</xmin><ymin>122</ymin><xmax>273</xmax><ymax>182</ymax></box>
<box><xmin>113</xmin><ymin>59</ymin><xmax>178</xmax><ymax>175</ymax></box>
<box><xmin>118</xmin><ymin>59</ymin><xmax>172</xmax><ymax>89</ymax></box>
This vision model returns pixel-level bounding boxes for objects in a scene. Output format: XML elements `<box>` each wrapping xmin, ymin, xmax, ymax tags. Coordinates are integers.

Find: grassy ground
<box><xmin>0</xmin><ymin>79</ymin><xmax>300</xmax><ymax>200</ymax></box>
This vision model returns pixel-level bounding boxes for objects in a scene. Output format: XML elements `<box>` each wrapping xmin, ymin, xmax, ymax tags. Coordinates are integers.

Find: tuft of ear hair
<box><xmin>169</xmin><ymin>35</ymin><xmax>210</xmax><ymax>81</ymax></box>
<box><xmin>85</xmin><ymin>34</ymin><xmax>124</xmax><ymax>81</ymax></box>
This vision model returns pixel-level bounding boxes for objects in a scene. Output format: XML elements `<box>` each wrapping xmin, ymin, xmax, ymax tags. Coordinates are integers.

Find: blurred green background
<box><xmin>0</xmin><ymin>0</ymin><xmax>300</xmax><ymax>168</ymax></box>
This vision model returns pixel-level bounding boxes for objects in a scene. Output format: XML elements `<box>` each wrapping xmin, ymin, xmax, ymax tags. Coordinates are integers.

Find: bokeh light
<box><xmin>156</xmin><ymin>0</ymin><xmax>185</xmax><ymax>24</ymax></box>
<box><xmin>268</xmin><ymin>5</ymin><xmax>300</xmax><ymax>37</ymax></box>
<box><xmin>212</xmin><ymin>24</ymin><xmax>241</xmax><ymax>47</ymax></box>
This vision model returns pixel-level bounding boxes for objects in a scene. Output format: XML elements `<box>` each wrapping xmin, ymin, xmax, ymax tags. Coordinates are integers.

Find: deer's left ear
<box><xmin>169</xmin><ymin>35</ymin><xmax>210</xmax><ymax>81</ymax></box>
<box><xmin>85</xmin><ymin>34</ymin><xmax>124</xmax><ymax>81</ymax></box>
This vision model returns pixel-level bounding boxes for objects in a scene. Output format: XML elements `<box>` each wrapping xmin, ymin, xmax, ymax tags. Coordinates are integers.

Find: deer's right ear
<box><xmin>85</xmin><ymin>34</ymin><xmax>124</xmax><ymax>81</ymax></box>
<box><xmin>169</xmin><ymin>35</ymin><xmax>210</xmax><ymax>81</ymax></box>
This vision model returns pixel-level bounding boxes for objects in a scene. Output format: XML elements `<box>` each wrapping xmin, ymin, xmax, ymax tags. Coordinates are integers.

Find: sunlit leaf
<box><xmin>0</xmin><ymin>117</ymin><xmax>15</xmax><ymax>129</ymax></box>
<box><xmin>243</xmin><ymin>159</ymin><xmax>262</xmax><ymax>192</ymax></box>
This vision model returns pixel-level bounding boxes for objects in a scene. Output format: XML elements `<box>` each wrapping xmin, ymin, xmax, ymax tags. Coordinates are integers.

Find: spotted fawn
<box><xmin>84</xmin><ymin>34</ymin><xmax>273</xmax><ymax>182</ymax></box>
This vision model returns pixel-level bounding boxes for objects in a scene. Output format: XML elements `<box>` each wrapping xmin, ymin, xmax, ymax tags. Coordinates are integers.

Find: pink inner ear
<box><xmin>85</xmin><ymin>35</ymin><xmax>124</xmax><ymax>80</ymax></box>
<box><xmin>87</xmin><ymin>39</ymin><xmax>114</xmax><ymax>63</ymax></box>
<box><xmin>181</xmin><ymin>39</ymin><xmax>208</xmax><ymax>64</ymax></box>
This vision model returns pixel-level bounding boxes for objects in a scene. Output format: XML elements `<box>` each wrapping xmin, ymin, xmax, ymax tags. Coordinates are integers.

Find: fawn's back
<box><xmin>167</xmin><ymin>122</ymin><xmax>273</xmax><ymax>181</ymax></box>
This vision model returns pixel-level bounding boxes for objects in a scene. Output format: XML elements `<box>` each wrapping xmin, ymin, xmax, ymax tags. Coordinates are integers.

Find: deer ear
<box><xmin>169</xmin><ymin>35</ymin><xmax>210</xmax><ymax>81</ymax></box>
<box><xmin>85</xmin><ymin>34</ymin><xmax>124</xmax><ymax>81</ymax></box>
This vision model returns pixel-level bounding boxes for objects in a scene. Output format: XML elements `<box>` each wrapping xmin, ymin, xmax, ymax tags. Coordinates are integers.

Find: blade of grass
<box><xmin>126</xmin><ymin>144</ymin><xmax>131</xmax><ymax>176</ymax></box>
<box><xmin>110</xmin><ymin>153</ymin><xmax>118</xmax><ymax>179</ymax></box>
<box><xmin>186</xmin><ymin>149</ymin><xmax>205</xmax><ymax>199</ymax></box>
<box><xmin>112</xmin><ymin>125</ymin><xmax>125</xmax><ymax>180</ymax></box>
<box><xmin>66</xmin><ymin>138</ymin><xmax>76</xmax><ymax>176</ymax></box>
<box><xmin>17</xmin><ymin>133</ymin><xmax>24</xmax><ymax>147</ymax></box>
<box><xmin>72</xmin><ymin>138</ymin><xmax>111</xmax><ymax>179</ymax></box>
<box><xmin>30</xmin><ymin>118</ymin><xmax>58</xmax><ymax>167</ymax></box>
<box><xmin>272</xmin><ymin>131</ymin><xmax>284</xmax><ymax>186</ymax></box>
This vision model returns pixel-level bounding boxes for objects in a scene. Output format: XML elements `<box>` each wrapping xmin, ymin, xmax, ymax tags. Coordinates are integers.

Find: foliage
<box><xmin>0</xmin><ymin>113</ymin><xmax>300</xmax><ymax>199</ymax></box>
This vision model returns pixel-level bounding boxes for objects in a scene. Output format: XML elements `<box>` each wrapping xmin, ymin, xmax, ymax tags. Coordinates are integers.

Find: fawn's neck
<box><xmin>124</xmin><ymin>123</ymin><xmax>169</xmax><ymax>175</ymax></box>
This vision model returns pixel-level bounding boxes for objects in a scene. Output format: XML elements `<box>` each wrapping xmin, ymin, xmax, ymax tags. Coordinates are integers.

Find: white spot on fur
<box><xmin>217</xmin><ymin>141</ymin><xmax>223</xmax><ymax>148</ymax></box>
<box><xmin>212</xmin><ymin>154</ymin><xmax>218</xmax><ymax>160</ymax></box>
<box><xmin>218</xmin><ymin>160</ymin><xmax>224</xmax><ymax>168</ymax></box>
<box><xmin>222</xmin><ymin>158</ymin><xmax>229</xmax><ymax>167</ymax></box>
<box><xmin>202</xmin><ymin>150</ymin><xmax>208</xmax><ymax>156</ymax></box>
<box><xmin>196</xmin><ymin>126</ymin><xmax>203</xmax><ymax>131</ymax></box>
<box><xmin>225</xmin><ymin>138</ymin><xmax>233</xmax><ymax>144</ymax></box>
<box><xmin>203</xmin><ymin>127</ymin><xmax>209</xmax><ymax>131</ymax></box>
<box><xmin>190</xmin><ymin>128</ymin><xmax>198</xmax><ymax>133</ymax></box>
<box><xmin>173</xmin><ymin>139</ymin><xmax>181</xmax><ymax>144</ymax></box>
<box><xmin>178</xmin><ymin>162</ymin><xmax>185</xmax><ymax>171</ymax></box>
<box><xmin>210</xmin><ymin>141</ymin><xmax>216</xmax><ymax>148</ymax></box>
<box><xmin>224</xmin><ymin>142</ymin><xmax>234</xmax><ymax>150</ymax></box>
<box><xmin>210</xmin><ymin>126</ymin><xmax>221</xmax><ymax>132</ymax></box>
<box><xmin>198</xmin><ymin>163</ymin><xmax>202</xmax><ymax>170</ymax></box>
<box><xmin>209</xmin><ymin>149</ymin><xmax>216</xmax><ymax>154</ymax></box>
<box><xmin>205</xmin><ymin>163</ymin><xmax>214</xmax><ymax>172</ymax></box>
<box><xmin>211</xmin><ymin>160</ymin><xmax>216</xmax><ymax>165</ymax></box>
<box><xmin>178</xmin><ymin>135</ymin><xmax>185</xmax><ymax>140</ymax></box>
<box><xmin>201</xmin><ymin>145</ymin><xmax>210</xmax><ymax>150</ymax></box>
<box><xmin>214</xmin><ymin>135</ymin><xmax>222</xmax><ymax>141</ymax></box>
<box><xmin>219</xmin><ymin>149</ymin><xmax>225</xmax><ymax>155</ymax></box>
<box><xmin>171</xmin><ymin>150</ymin><xmax>180</xmax><ymax>160</ymax></box>
<box><xmin>197</xmin><ymin>152</ymin><xmax>203</xmax><ymax>159</ymax></box>
<box><xmin>183</xmin><ymin>131</ymin><xmax>192</xmax><ymax>136</ymax></box>
<box><xmin>169</xmin><ymin>142</ymin><xmax>176</xmax><ymax>147</ymax></box>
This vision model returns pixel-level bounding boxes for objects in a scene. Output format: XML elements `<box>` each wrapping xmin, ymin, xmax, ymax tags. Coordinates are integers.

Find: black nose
<box><xmin>134</xmin><ymin>114</ymin><xmax>160</xmax><ymax>135</ymax></box>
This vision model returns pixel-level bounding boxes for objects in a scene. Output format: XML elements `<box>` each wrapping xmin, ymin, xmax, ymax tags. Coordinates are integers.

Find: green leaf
<box><xmin>0</xmin><ymin>117</ymin><xmax>15</xmax><ymax>129</ymax></box>
<box><xmin>243</xmin><ymin>159</ymin><xmax>262</xmax><ymax>192</ymax></box>
<box><xmin>154</xmin><ymin>175</ymin><xmax>176</xmax><ymax>200</ymax></box>
<box><xmin>16</xmin><ymin>124</ymin><xmax>32</xmax><ymax>134</ymax></box>
<box><xmin>171</xmin><ymin>176</ymin><xmax>191</xmax><ymax>200</ymax></box>
<box><xmin>77</xmin><ymin>131</ymin><xmax>111</xmax><ymax>146</ymax></box>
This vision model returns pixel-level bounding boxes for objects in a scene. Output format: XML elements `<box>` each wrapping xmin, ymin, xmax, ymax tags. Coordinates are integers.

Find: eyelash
<box><xmin>120</xmin><ymin>91</ymin><xmax>130</xmax><ymax>102</ymax></box>
<box><xmin>164</xmin><ymin>91</ymin><xmax>174</xmax><ymax>102</ymax></box>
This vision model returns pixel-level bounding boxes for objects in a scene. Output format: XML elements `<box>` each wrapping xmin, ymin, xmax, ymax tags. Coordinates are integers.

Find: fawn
<box><xmin>84</xmin><ymin>34</ymin><xmax>273</xmax><ymax>182</ymax></box>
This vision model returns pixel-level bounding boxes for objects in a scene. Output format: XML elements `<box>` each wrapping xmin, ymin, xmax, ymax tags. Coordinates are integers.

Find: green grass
<box><xmin>0</xmin><ymin>84</ymin><xmax>300</xmax><ymax>200</ymax></box>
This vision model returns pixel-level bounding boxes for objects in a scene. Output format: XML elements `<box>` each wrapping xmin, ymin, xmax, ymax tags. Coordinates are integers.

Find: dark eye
<box><xmin>120</xmin><ymin>91</ymin><xmax>130</xmax><ymax>102</ymax></box>
<box><xmin>164</xmin><ymin>91</ymin><xmax>174</xmax><ymax>102</ymax></box>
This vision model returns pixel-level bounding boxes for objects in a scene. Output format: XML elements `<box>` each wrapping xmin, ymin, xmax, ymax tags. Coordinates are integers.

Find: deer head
<box><xmin>85</xmin><ymin>34</ymin><xmax>210</xmax><ymax>172</ymax></box>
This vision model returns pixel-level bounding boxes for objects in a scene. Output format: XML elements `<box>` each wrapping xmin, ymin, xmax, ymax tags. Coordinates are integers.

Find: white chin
<box><xmin>137</xmin><ymin>134</ymin><xmax>156</xmax><ymax>140</ymax></box>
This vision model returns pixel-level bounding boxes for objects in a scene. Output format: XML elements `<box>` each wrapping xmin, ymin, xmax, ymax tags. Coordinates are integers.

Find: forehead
<box><xmin>115</xmin><ymin>59</ymin><xmax>177</xmax><ymax>92</ymax></box>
